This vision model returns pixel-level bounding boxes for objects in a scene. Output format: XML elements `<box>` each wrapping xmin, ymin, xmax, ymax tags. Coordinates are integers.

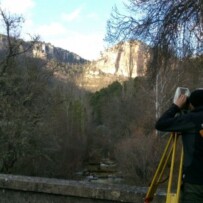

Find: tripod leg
<box><xmin>166</xmin><ymin>134</ymin><xmax>177</xmax><ymax>203</ymax></box>
<box><xmin>144</xmin><ymin>134</ymin><xmax>174</xmax><ymax>202</ymax></box>
<box><xmin>166</xmin><ymin>133</ymin><xmax>183</xmax><ymax>203</ymax></box>
<box><xmin>176</xmin><ymin>147</ymin><xmax>184</xmax><ymax>202</ymax></box>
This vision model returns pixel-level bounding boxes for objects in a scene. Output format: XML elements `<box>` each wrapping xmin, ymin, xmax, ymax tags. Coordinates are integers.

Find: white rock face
<box><xmin>87</xmin><ymin>41</ymin><xmax>150</xmax><ymax>78</ymax></box>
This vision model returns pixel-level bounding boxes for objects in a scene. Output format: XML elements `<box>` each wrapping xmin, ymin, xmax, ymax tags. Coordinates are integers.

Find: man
<box><xmin>155</xmin><ymin>89</ymin><xmax>203</xmax><ymax>202</ymax></box>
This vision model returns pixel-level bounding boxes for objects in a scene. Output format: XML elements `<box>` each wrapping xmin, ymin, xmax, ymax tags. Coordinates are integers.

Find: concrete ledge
<box><xmin>0</xmin><ymin>174</ymin><xmax>166</xmax><ymax>203</ymax></box>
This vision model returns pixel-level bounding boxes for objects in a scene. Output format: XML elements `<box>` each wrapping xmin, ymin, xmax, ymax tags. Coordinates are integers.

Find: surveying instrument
<box><xmin>144</xmin><ymin>132</ymin><xmax>184</xmax><ymax>203</ymax></box>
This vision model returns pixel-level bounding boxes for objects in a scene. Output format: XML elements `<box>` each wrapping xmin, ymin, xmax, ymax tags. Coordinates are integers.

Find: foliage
<box><xmin>87</xmin><ymin>77</ymin><xmax>155</xmax><ymax>161</ymax></box>
<box><xmin>0</xmin><ymin>8</ymin><xmax>89</xmax><ymax>178</ymax></box>
<box><xmin>0</xmin><ymin>54</ymin><xmax>89</xmax><ymax>178</ymax></box>
<box><xmin>90</xmin><ymin>81</ymin><xmax>122</xmax><ymax>124</ymax></box>
<box><xmin>115</xmin><ymin>132</ymin><xmax>167</xmax><ymax>185</ymax></box>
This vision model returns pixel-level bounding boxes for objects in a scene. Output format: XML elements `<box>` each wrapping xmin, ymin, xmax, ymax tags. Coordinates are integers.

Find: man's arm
<box><xmin>155</xmin><ymin>95</ymin><xmax>195</xmax><ymax>132</ymax></box>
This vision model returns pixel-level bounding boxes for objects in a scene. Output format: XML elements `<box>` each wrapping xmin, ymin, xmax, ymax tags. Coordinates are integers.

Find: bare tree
<box><xmin>106</xmin><ymin>0</ymin><xmax>202</xmax><ymax>57</ymax></box>
<box><xmin>105</xmin><ymin>0</ymin><xmax>203</xmax><ymax>78</ymax></box>
<box><xmin>0</xmin><ymin>7</ymin><xmax>39</xmax><ymax>75</ymax></box>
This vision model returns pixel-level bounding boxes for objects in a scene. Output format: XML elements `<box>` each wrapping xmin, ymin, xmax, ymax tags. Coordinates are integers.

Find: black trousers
<box><xmin>180</xmin><ymin>183</ymin><xmax>203</xmax><ymax>203</ymax></box>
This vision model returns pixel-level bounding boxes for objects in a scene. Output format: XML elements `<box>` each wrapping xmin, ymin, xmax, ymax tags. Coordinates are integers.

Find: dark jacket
<box><xmin>155</xmin><ymin>104</ymin><xmax>203</xmax><ymax>185</ymax></box>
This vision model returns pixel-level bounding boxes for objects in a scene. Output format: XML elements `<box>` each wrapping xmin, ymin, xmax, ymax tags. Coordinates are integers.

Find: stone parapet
<box><xmin>0</xmin><ymin>174</ymin><xmax>165</xmax><ymax>203</ymax></box>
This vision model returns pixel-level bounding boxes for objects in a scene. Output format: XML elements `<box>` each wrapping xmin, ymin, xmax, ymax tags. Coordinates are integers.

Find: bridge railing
<box><xmin>0</xmin><ymin>174</ymin><xmax>166</xmax><ymax>203</ymax></box>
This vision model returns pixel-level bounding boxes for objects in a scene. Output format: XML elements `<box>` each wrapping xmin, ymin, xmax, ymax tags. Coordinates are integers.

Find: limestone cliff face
<box><xmin>32</xmin><ymin>42</ymin><xmax>87</xmax><ymax>64</ymax></box>
<box><xmin>77</xmin><ymin>41</ymin><xmax>150</xmax><ymax>92</ymax></box>
<box><xmin>86</xmin><ymin>41</ymin><xmax>149</xmax><ymax>78</ymax></box>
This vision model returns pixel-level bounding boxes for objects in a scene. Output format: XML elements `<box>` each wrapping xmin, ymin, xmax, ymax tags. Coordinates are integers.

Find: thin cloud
<box><xmin>61</xmin><ymin>7</ymin><xmax>83</xmax><ymax>22</ymax></box>
<box><xmin>1</xmin><ymin>0</ymin><xmax>35</xmax><ymax>14</ymax></box>
<box><xmin>36</xmin><ymin>22</ymin><xmax>67</xmax><ymax>37</ymax></box>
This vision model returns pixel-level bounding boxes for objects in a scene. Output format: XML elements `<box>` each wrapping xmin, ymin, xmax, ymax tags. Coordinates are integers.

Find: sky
<box><xmin>0</xmin><ymin>0</ymin><xmax>126</xmax><ymax>60</ymax></box>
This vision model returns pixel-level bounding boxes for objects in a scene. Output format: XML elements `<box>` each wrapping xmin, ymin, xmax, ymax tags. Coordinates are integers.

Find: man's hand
<box><xmin>174</xmin><ymin>94</ymin><xmax>188</xmax><ymax>109</ymax></box>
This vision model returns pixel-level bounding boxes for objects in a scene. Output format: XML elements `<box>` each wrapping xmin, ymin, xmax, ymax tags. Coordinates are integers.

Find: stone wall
<box><xmin>0</xmin><ymin>174</ymin><xmax>165</xmax><ymax>203</ymax></box>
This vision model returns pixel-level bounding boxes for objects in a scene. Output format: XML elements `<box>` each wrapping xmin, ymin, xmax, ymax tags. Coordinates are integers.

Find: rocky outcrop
<box><xmin>32</xmin><ymin>42</ymin><xmax>87</xmax><ymax>64</ymax></box>
<box><xmin>86</xmin><ymin>40</ymin><xmax>149</xmax><ymax>78</ymax></box>
<box><xmin>77</xmin><ymin>40</ymin><xmax>150</xmax><ymax>92</ymax></box>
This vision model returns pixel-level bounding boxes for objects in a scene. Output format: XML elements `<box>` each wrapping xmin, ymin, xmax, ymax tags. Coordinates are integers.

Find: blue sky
<box><xmin>0</xmin><ymin>0</ymin><xmax>126</xmax><ymax>60</ymax></box>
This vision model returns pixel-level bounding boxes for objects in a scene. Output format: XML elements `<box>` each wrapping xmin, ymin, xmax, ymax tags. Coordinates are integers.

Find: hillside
<box><xmin>26</xmin><ymin>39</ymin><xmax>150</xmax><ymax>92</ymax></box>
<box><xmin>0</xmin><ymin>34</ymin><xmax>150</xmax><ymax>92</ymax></box>
<box><xmin>0</xmin><ymin>34</ymin><xmax>88</xmax><ymax>65</ymax></box>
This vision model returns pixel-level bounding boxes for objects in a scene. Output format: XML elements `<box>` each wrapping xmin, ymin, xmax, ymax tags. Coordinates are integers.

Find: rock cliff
<box><xmin>87</xmin><ymin>40</ymin><xmax>149</xmax><ymax>78</ymax></box>
<box><xmin>32</xmin><ymin>42</ymin><xmax>87</xmax><ymax>64</ymax></box>
<box><xmin>77</xmin><ymin>40</ymin><xmax>150</xmax><ymax>91</ymax></box>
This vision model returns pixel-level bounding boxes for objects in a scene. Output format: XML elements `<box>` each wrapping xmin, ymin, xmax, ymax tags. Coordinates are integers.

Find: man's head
<box><xmin>189</xmin><ymin>89</ymin><xmax>203</xmax><ymax>108</ymax></box>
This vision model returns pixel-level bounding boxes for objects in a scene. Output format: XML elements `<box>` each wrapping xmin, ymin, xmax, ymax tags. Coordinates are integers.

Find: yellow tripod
<box><xmin>144</xmin><ymin>133</ymin><xmax>184</xmax><ymax>203</ymax></box>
